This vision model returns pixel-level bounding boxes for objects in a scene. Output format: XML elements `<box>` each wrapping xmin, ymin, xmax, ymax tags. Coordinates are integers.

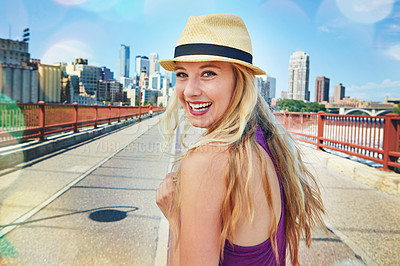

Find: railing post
<box><xmin>118</xmin><ymin>105</ymin><xmax>121</xmax><ymax>123</ymax></box>
<box><xmin>38</xmin><ymin>101</ymin><xmax>45</xmax><ymax>141</ymax></box>
<box><xmin>108</xmin><ymin>104</ymin><xmax>112</xmax><ymax>125</ymax></box>
<box><xmin>382</xmin><ymin>113</ymin><xmax>399</xmax><ymax>171</ymax></box>
<box><xmin>73</xmin><ymin>102</ymin><xmax>78</xmax><ymax>133</ymax></box>
<box><xmin>317</xmin><ymin>111</ymin><xmax>325</xmax><ymax>150</ymax></box>
<box><xmin>283</xmin><ymin>110</ymin><xmax>289</xmax><ymax>128</ymax></box>
<box><xmin>94</xmin><ymin>103</ymin><xmax>98</xmax><ymax>128</ymax></box>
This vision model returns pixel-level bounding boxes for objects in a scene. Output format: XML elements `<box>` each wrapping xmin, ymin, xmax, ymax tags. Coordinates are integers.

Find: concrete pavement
<box><xmin>300</xmin><ymin>145</ymin><xmax>400</xmax><ymax>265</ymax></box>
<box><xmin>0</xmin><ymin>115</ymin><xmax>169</xmax><ymax>265</ymax></box>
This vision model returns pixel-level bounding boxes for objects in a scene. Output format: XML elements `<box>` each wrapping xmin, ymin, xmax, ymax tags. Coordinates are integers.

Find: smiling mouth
<box><xmin>188</xmin><ymin>102</ymin><xmax>212</xmax><ymax>112</ymax></box>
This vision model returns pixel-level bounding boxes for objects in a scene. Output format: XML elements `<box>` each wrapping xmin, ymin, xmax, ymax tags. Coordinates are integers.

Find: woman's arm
<box><xmin>157</xmin><ymin>146</ymin><xmax>228</xmax><ymax>265</ymax></box>
<box><xmin>156</xmin><ymin>173</ymin><xmax>180</xmax><ymax>265</ymax></box>
<box><xmin>179</xmin><ymin>145</ymin><xmax>228</xmax><ymax>265</ymax></box>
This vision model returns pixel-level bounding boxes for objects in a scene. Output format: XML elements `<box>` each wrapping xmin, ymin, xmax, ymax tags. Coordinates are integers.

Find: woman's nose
<box><xmin>184</xmin><ymin>76</ymin><xmax>202</xmax><ymax>98</ymax></box>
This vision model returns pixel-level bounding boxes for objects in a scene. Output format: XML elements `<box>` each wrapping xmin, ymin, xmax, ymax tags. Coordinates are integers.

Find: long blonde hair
<box><xmin>160</xmin><ymin>63</ymin><xmax>325</xmax><ymax>265</ymax></box>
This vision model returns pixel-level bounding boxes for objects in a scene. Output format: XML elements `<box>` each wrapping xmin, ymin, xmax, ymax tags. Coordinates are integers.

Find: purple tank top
<box><xmin>219</xmin><ymin>127</ymin><xmax>286</xmax><ymax>265</ymax></box>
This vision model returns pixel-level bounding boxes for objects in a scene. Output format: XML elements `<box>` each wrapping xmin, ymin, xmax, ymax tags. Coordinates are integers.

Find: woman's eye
<box><xmin>202</xmin><ymin>71</ymin><xmax>216</xmax><ymax>77</ymax></box>
<box><xmin>176</xmin><ymin>72</ymin><xmax>187</xmax><ymax>78</ymax></box>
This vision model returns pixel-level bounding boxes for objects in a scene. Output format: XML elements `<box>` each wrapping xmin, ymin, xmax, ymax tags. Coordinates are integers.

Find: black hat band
<box><xmin>174</xmin><ymin>43</ymin><xmax>253</xmax><ymax>64</ymax></box>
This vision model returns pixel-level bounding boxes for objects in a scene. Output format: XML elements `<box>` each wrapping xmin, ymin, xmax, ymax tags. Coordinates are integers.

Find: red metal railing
<box><xmin>0</xmin><ymin>101</ymin><xmax>165</xmax><ymax>146</ymax></box>
<box><xmin>274</xmin><ymin>111</ymin><xmax>400</xmax><ymax>172</ymax></box>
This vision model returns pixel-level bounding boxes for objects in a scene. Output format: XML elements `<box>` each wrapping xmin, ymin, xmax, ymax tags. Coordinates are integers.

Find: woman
<box><xmin>156</xmin><ymin>14</ymin><xmax>325</xmax><ymax>265</ymax></box>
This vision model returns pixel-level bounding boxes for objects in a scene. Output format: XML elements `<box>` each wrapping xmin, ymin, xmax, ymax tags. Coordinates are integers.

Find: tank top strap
<box><xmin>255</xmin><ymin>126</ymin><xmax>285</xmax><ymax>205</ymax></box>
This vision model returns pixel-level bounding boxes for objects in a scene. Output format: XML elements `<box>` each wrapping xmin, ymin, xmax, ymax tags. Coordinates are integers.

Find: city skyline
<box><xmin>1</xmin><ymin>0</ymin><xmax>399</xmax><ymax>102</ymax></box>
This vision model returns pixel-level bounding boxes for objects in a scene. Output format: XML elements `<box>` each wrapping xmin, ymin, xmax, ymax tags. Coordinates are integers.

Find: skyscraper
<box><xmin>98</xmin><ymin>66</ymin><xmax>114</xmax><ymax>81</ymax></box>
<box><xmin>149</xmin><ymin>52</ymin><xmax>160</xmax><ymax>75</ymax></box>
<box><xmin>65</xmin><ymin>58</ymin><xmax>98</xmax><ymax>96</ymax></box>
<box><xmin>267</xmin><ymin>76</ymin><xmax>276</xmax><ymax>99</ymax></box>
<box><xmin>135</xmin><ymin>56</ymin><xmax>150</xmax><ymax>76</ymax></box>
<box><xmin>165</xmin><ymin>71</ymin><xmax>176</xmax><ymax>87</ymax></box>
<box><xmin>315</xmin><ymin>76</ymin><xmax>330</xmax><ymax>102</ymax></box>
<box><xmin>257</xmin><ymin>76</ymin><xmax>269</xmax><ymax>102</ymax></box>
<box><xmin>288</xmin><ymin>51</ymin><xmax>310</xmax><ymax>101</ymax></box>
<box><xmin>117</xmin><ymin>44</ymin><xmax>130</xmax><ymax>80</ymax></box>
<box><xmin>334</xmin><ymin>83</ymin><xmax>345</xmax><ymax>102</ymax></box>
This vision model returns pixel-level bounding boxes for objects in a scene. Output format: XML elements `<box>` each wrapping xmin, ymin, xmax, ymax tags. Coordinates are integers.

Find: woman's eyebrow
<box><xmin>174</xmin><ymin>66</ymin><xmax>186</xmax><ymax>71</ymax></box>
<box><xmin>199</xmin><ymin>64</ymin><xmax>221</xmax><ymax>70</ymax></box>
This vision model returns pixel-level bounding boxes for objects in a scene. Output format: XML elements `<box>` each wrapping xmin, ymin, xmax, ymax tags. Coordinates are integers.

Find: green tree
<box><xmin>394</xmin><ymin>103</ymin><xmax>400</xmax><ymax>116</ymax></box>
<box><xmin>275</xmin><ymin>99</ymin><xmax>325</xmax><ymax>113</ymax></box>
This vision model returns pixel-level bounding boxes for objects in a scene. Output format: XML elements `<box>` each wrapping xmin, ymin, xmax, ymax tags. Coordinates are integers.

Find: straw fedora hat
<box><xmin>159</xmin><ymin>14</ymin><xmax>265</xmax><ymax>75</ymax></box>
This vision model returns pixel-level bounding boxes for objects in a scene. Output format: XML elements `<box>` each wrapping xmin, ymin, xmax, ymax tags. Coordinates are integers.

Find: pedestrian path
<box><xmin>300</xmin><ymin>145</ymin><xmax>400</xmax><ymax>265</ymax></box>
<box><xmin>0</xmin><ymin>115</ymin><xmax>164</xmax><ymax>237</ymax></box>
<box><xmin>0</xmin><ymin>116</ymin><xmax>169</xmax><ymax>265</ymax></box>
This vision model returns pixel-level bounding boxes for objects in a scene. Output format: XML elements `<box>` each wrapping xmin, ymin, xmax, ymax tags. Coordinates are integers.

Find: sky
<box><xmin>1</xmin><ymin>0</ymin><xmax>399</xmax><ymax>102</ymax></box>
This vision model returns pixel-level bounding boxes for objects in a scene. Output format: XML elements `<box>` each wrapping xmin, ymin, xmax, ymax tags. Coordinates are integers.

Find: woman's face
<box><xmin>175</xmin><ymin>61</ymin><xmax>235</xmax><ymax>129</ymax></box>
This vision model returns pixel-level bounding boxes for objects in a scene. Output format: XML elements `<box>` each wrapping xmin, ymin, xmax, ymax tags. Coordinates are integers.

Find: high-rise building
<box><xmin>334</xmin><ymin>83</ymin><xmax>345</xmax><ymax>103</ymax></box>
<box><xmin>0</xmin><ymin>38</ymin><xmax>30</xmax><ymax>65</ymax></box>
<box><xmin>0</xmin><ymin>38</ymin><xmax>63</xmax><ymax>104</ymax></box>
<box><xmin>165</xmin><ymin>71</ymin><xmax>176</xmax><ymax>87</ymax></box>
<box><xmin>120</xmin><ymin>77</ymin><xmax>135</xmax><ymax>89</ymax></box>
<box><xmin>135</xmin><ymin>56</ymin><xmax>150</xmax><ymax>76</ymax></box>
<box><xmin>315</xmin><ymin>76</ymin><xmax>330</xmax><ymax>103</ymax></box>
<box><xmin>98</xmin><ymin>66</ymin><xmax>114</xmax><ymax>81</ymax></box>
<box><xmin>288</xmin><ymin>51</ymin><xmax>310</xmax><ymax>101</ymax></box>
<box><xmin>257</xmin><ymin>75</ymin><xmax>269</xmax><ymax>103</ymax></box>
<box><xmin>149</xmin><ymin>52</ymin><xmax>160</xmax><ymax>75</ymax></box>
<box><xmin>65</xmin><ymin>58</ymin><xmax>99</xmax><ymax>96</ymax></box>
<box><xmin>267</xmin><ymin>76</ymin><xmax>276</xmax><ymax>99</ymax></box>
<box><xmin>98</xmin><ymin>80</ymin><xmax>123</xmax><ymax>103</ymax></box>
<box><xmin>149</xmin><ymin>72</ymin><xmax>162</xmax><ymax>90</ymax></box>
<box><xmin>139</xmin><ymin>69</ymin><xmax>149</xmax><ymax>88</ymax></box>
<box><xmin>116</xmin><ymin>44</ymin><xmax>130</xmax><ymax>80</ymax></box>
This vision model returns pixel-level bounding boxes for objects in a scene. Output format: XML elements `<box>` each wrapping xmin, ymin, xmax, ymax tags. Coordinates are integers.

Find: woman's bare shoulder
<box><xmin>182</xmin><ymin>144</ymin><xmax>229</xmax><ymax>170</ymax></box>
<box><xmin>181</xmin><ymin>144</ymin><xmax>229</xmax><ymax>178</ymax></box>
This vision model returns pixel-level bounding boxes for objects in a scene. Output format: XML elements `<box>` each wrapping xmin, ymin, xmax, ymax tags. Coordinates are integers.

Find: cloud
<box><xmin>318</xmin><ymin>26</ymin><xmax>331</xmax><ymax>32</ymax></box>
<box><xmin>385</xmin><ymin>23</ymin><xmax>400</xmax><ymax>34</ymax></box>
<box><xmin>349</xmin><ymin>78</ymin><xmax>400</xmax><ymax>90</ymax></box>
<box><xmin>383</xmin><ymin>44</ymin><xmax>400</xmax><ymax>60</ymax></box>
<box><xmin>347</xmin><ymin>78</ymin><xmax>400</xmax><ymax>101</ymax></box>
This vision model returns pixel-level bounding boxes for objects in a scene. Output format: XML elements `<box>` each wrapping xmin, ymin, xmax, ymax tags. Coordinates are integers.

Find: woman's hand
<box><xmin>156</xmin><ymin>173</ymin><xmax>176</xmax><ymax>221</ymax></box>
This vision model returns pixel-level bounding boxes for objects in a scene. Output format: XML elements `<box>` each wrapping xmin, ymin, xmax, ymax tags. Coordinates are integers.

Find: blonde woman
<box><xmin>156</xmin><ymin>14</ymin><xmax>325</xmax><ymax>265</ymax></box>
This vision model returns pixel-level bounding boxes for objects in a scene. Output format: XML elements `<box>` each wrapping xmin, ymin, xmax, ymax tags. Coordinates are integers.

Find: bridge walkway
<box><xmin>0</xmin><ymin>118</ymin><xmax>398</xmax><ymax>265</ymax></box>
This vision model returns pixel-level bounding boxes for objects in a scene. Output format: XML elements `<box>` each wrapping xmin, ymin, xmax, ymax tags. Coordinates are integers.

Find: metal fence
<box><xmin>274</xmin><ymin>111</ymin><xmax>400</xmax><ymax>172</ymax></box>
<box><xmin>0</xmin><ymin>101</ymin><xmax>165</xmax><ymax>146</ymax></box>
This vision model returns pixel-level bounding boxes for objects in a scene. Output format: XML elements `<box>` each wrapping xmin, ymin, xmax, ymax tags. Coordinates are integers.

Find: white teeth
<box><xmin>188</xmin><ymin>102</ymin><xmax>211</xmax><ymax>111</ymax></box>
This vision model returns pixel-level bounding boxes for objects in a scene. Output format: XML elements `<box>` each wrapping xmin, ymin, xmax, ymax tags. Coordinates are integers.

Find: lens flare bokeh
<box><xmin>336</xmin><ymin>0</ymin><xmax>395</xmax><ymax>24</ymax></box>
<box><xmin>51</xmin><ymin>0</ymin><xmax>88</xmax><ymax>6</ymax></box>
<box><xmin>41</xmin><ymin>40</ymin><xmax>93</xmax><ymax>65</ymax></box>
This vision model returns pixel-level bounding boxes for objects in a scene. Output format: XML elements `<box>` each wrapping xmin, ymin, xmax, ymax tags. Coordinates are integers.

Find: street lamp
<box><xmin>138</xmin><ymin>85</ymin><xmax>142</xmax><ymax>122</ymax></box>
